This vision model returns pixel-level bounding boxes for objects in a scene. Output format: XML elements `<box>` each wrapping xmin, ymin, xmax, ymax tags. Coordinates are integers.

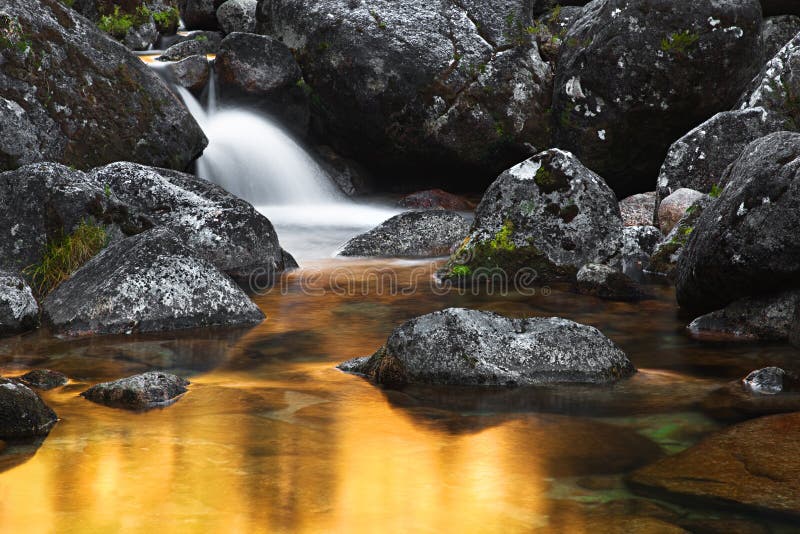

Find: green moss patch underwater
<box><xmin>24</xmin><ymin>219</ymin><xmax>109</xmax><ymax>296</ymax></box>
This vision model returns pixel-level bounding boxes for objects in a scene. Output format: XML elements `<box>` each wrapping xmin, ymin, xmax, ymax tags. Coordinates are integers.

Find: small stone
<box><xmin>0</xmin><ymin>378</ymin><xmax>57</xmax><ymax>439</ymax></box>
<box><xmin>18</xmin><ymin>370</ymin><xmax>68</xmax><ymax>390</ymax></box>
<box><xmin>81</xmin><ymin>371</ymin><xmax>189</xmax><ymax>410</ymax></box>
<box><xmin>743</xmin><ymin>367</ymin><xmax>789</xmax><ymax>395</ymax></box>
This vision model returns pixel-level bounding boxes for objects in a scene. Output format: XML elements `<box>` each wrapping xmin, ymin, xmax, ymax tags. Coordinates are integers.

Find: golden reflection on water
<box><xmin>0</xmin><ymin>260</ymin><xmax>787</xmax><ymax>532</ymax></box>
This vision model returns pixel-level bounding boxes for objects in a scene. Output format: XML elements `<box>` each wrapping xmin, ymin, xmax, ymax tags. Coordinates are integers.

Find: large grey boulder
<box><xmin>552</xmin><ymin>0</ymin><xmax>764</xmax><ymax>195</ymax></box>
<box><xmin>90</xmin><ymin>162</ymin><xmax>295</xmax><ymax>284</ymax></box>
<box><xmin>656</xmin><ymin>109</ymin><xmax>780</xmax><ymax>213</ymax></box>
<box><xmin>216</xmin><ymin>0</ymin><xmax>257</xmax><ymax>33</ymax></box>
<box><xmin>180</xmin><ymin>0</ymin><xmax>223</xmax><ymax>30</ymax></box>
<box><xmin>738</xmin><ymin>33</ymin><xmax>800</xmax><ymax>128</ymax></box>
<box><xmin>257</xmin><ymin>0</ymin><xmax>553</xmax><ymax>190</ymax></box>
<box><xmin>81</xmin><ymin>371</ymin><xmax>189</xmax><ymax>410</ymax></box>
<box><xmin>0</xmin><ymin>272</ymin><xmax>38</xmax><ymax>336</ymax></box>
<box><xmin>339</xmin><ymin>308</ymin><xmax>634</xmax><ymax>387</ymax></box>
<box><xmin>167</xmin><ymin>55</ymin><xmax>210</xmax><ymax>94</ymax></box>
<box><xmin>676</xmin><ymin>132</ymin><xmax>800</xmax><ymax>312</ymax></box>
<box><xmin>0</xmin><ymin>0</ymin><xmax>206</xmax><ymax>172</ymax></box>
<box><xmin>215</xmin><ymin>33</ymin><xmax>309</xmax><ymax>135</ymax></box>
<box><xmin>762</xmin><ymin>15</ymin><xmax>800</xmax><ymax>58</ymax></box>
<box><xmin>42</xmin><ymin>228</ymin><xmax>265</xmax><ymax>336</ymax></box>
<box><xmin>338</xmin><ymin>211</ymin><xmax>469</xmax><ymax>258</ymax></box>
<box><xmin>0</xmin><ymin>378</ymin><xmax>57</xmax><ymax>439</ymax></box>
<box><xmin>439</xmin><ymin>149</ymin><xmax>623</xmax><ymax>283</ymax></box>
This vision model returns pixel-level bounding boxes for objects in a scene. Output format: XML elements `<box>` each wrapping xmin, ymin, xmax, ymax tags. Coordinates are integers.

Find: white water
<box><xmin>173</xmin><ymin>77</ymin><xmax>400</xmax><ymax>260</ymax></box>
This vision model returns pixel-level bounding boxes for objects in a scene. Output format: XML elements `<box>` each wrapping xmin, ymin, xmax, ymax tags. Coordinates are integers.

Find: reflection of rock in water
<box><xmin>224</xmin><ymin>331</ymin><xmax>327</xmax><ymax>371</ymax></box>
<box><xmin>0</xmin><ymin>437</ymin><xmax>45</xmax><ymax>474</ymax></box>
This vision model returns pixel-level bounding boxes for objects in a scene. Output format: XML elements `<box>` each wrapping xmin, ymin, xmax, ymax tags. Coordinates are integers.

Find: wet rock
<box><xmin>91</xmin><ymin>162</ymin><xmax>295</xmax><ymax>284</ymax></box>
<box><xmin>628</xmin><ymin>412</ymin><xmax>800</xmax><ymax>518</ymax></box>
<box><xmin>618</xmin><ymin>225</ymin><xmax>662</xmax><ymax>269</ymax></box>
<box><xmin>532</xmin><ymin>5</ymin><xmax>583</xmax><ymax>64</ymax></box>
<box><xmin>216</xmin><ymin>0</ymin><xmax>256</xmax><ymax>34</ymax></box>
<box><xmin>743</xmin><ymin>367</ymin><xmax>795</xmax><ymax>395</ymax></box>
<box><xmin>553</xmin><ymin>0</ymin><xmax>764</xmax><ymax>196</ymax></box>
<box><xmin>398</xmin><ymin>189</ymin><xmax>475</xmax><ymax>211</ymax></box>
<box><xmin>688</xmin><ymin>291</ymin><xmax>800</xmax><ymax>342</ymax></box>
<box><xmin>0</xmin><ymin>163</ymin><xmax>151</xmax><ymax>273</ymax></box>
<box><xmin>619</xmin><ymin>192</ymin><xmax>656</xmax><ymax>227</ymax></box>
<box><xmin>122</xmin><ymin>19</ymin><xmax>159</xmax><ymax>51</ymax></box>
<box><xmin>656</xmin><ymin>109</ymin><xmax>780</xmax><ymax>214</ymax></box>
<box><xmin>215</xmin><ymin>33</ymin><xmax>309</xmax><ymax>135</ymax></box>
<box><xmin>646</xmin><ymin>195</ymin><xmax>710</xmax><ymax>278</ymax></box>
<box><xmin>762</xmin><ymin>15</ymin><xmax>800</xmax><ymax>58</ymax></box>
<box><xmin>42</xmin><ymin>228</ymin><xmax>265</xmax><ymax>336</ymax></box>
<box><xmin>0</xmin><ymin>97</ymin><xmax>41</xmax><ymax>170</ymax></box>
<box><xmin>676</xmin><ymin>131</ymin><xmax>800</xmax><ymax>313</ymax></box>
<box><xmin>0</xmin><ymin>0</ymin><xmax>206</xmax><ymax>172</ymax></box>
<box><xmin>0</xmin><ymin>272</ymin><xmax>38</xmax><ymax>336</ymax></box>
<box><xmin>576</xmin><ymin>263</ymin><xmax>646</xmax><ymax>301</ymax></box>
<box><xmin>158</xmin><ymin>32</ymin><xmax>222</xmax><ymax>60</ymax></box>
<box><xmin>314</xmin><ymin>145</ymin><xmax>374</xmax><ymax>196</ymax></box>
<box><xmin>339</xmin><ymin>308</ymin><xmax>635</xmax><ymax>387</ymax></box>
<box><xmin>258</xmin><ymin>0</ymin><xmax>553</xmax><ymax>191</ymax></box>
<box><xmin>438</xmin><ymin>150</ymin><xmax>623</xmax><ymax>284</ymax></box>
<box><xmin>181</xmin><ymin>0</ymin><xmax>222</xmax><ymax>30</ymax></box>
<box><xmin>738</xmin><ymin>33</ymin><xmax>800</xmax><ymax>128</ymax></box>
<box><xmin>338</xmin><ymin>211</ymin><xmax>469</xmax><ymax>258</ymax></box>
<box><xmin>0</xmin><ymin>378</ymin><xmax>57</xmax><ymax>439</ymax></box>
<box><xmin>657</xmin><ymin>188</ymin><xmax>704</xmax><ymax>234</ymax></box>
<box><xmin>167</xmin><ymin>55</ymin><xmax>210</xmax><ymax>93</ymax></box>
<box><xmin>18</xmin><ymin>370</ymin><xmax>68</xmax><ymax>390</ymax></box>
<box><xmin>702</xmin><ymin>379</ymin><xmax>800</xmax><ymax>421</ymax></box>
<box><xmin>81</xmin><ymin>371</ymin><xmax>189</xmax><ymax>410</ymax></box>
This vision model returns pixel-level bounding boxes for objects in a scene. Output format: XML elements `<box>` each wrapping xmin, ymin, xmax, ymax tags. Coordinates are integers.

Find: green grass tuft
<box><xmin>24</xmin><ymin>220</ymin><xmax>109</xmax><ymax>297</ymax></box>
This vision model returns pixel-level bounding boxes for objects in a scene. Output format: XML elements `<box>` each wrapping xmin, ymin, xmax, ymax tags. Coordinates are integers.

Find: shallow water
<box><xmin>1</xmin><ymin>217</ymin><xmax>799</xmax><ymax>532</ymax></box>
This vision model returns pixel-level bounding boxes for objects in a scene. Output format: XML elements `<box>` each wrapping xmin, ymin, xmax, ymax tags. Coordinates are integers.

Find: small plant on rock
<box><xmin>661</xmin><ymin>30</ymin><xmax>699</xmax><ymax>55</ymax></box>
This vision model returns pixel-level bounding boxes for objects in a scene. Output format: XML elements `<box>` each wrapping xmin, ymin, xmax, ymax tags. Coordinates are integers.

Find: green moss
<box><xmin>23</xmin><ymin>219</ymin><xmax>108</xmax><ymax>296</ymax></box>
<box><xmin>670</xmin><ymin>225</ymin><xmax>693</xmax><ymax>246</ymax></box>
<box><xmin>0</xmin><ymin>14</ymin><xmax>32</xmax><ymax>53</ymax></box>
<box><xmin>97</xmin><ymin>5</ymin><xmax>151</xmax><ymax>40</ymax></box>
<box><xmin>534</xmin><ymin>165</ymin><xmax>570</xmax><ymax>193</ymax></box>
<box><xmin>490</xmin><ymin>220</ymin><xmax>516</xmax><ymax>251</ymax></box>
<box><xmin>194</xmin><ymin>34</ymin><xmax>208</xmax><ymax>42</ymax></box>
<box><xmin>451</xmin><ymin>265</ymin><xmax>471</xmax><ymax>277</ymax></box>
<box><xmin>152</xmin><ymin>6</ymin><xmax>179</xmax><ymax>34</ymax></box>
<box><xmin>661</xmin><ymin>30</ymin><xmax>699</xmax><ymax>55</ymax></box>
<box><xmin>708</xmin><ymin>183</ymin><xmax>723</xmax><ymax>198</ymax></box>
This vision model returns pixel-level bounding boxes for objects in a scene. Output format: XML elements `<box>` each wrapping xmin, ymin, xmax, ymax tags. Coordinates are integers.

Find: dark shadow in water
<box><xmin>0</xmin><ymin>436</ymin><xmax>46</xmax><ymax>474</ymax></box>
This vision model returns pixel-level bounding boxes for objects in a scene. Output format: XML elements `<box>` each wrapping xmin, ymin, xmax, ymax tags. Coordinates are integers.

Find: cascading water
<box><xmin>151</xmin><ymin>60</ymin><xmax>400</xmax><ymax>259</ymax></box>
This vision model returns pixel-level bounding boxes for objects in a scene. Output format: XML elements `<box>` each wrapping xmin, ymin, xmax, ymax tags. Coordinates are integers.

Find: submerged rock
<box><xmin>18</xmin><ymin>370</ymin><xmax>68</xmax><ymax>391</ymax></box>
<box><xmin>688</xmin><ymin>291</ymin><xmax>800</xmax><ymax>342</ymax></box>
<box><xmin>215</xmin><ymin>32</ymin><xmax>308</xmax><ymax>135</ymax></box>
<box><xmin>743</xmin><ymin>367</ymin><xmax>795</xmax><ymax>395</ymax></box>
<box><xmin>576</xmin><ymin>263</ymin><xmax>645</xmax><ymax>302</ymax></box>
<box><xmin>628</xmin><ymin>413</ymin><xmax>800</xmax><ymax>518</ymax></box>
<box><xmin>676</xmin><ymin>132</ymin><xmax>800</xmax><ymax>313</ymax></box>
<box><xmin>439</xmin><ymin>150</ymin><xmax>623</xmax><ymax>284</ymax></box>
<box><xmin>339</xmin><ymin>308</ymin><xmax>635</xmax><ymax>388</ymax></box>
<box><xmin>91</xmin><ymin>162</ymin><xmax>295</xmax><ymax>284</ymax></box>
<box><xmin>42</xmin><ymin>228</ymin><xmax>265</xmax><ymax>336</ymax></box>
<box><xmin>618</xmin><ymin>192</ymin><xmax>656</xmax><ymax>227</ymax></box>
<box><xmin>81</xmin><ymin>371</ymin><xmax>189</xmax><ymax>410</ymax></box>
<box><xmin>657</xmin><ymin>188</ymin><xmax>704</xmax><ymax>234</ymax></box>
<box><xmin>338</xmin><ymin>211</ymin><xmax>469</xmax><ymax>258</ymax></box>
<box><xmin>398</xmin><ymin>189</ymin><xmax>475</xmax><ymax>211</ymax></box>
<box><xmin>0</xmin><ymin>272</ymin><xmax>39</xmax><ymax>336</ymax></box>
<box><xmin>258</xmin><ymin>0</ymin><xmax>553</xmax><ymax>190</ymax></box>
<box><xmin>0</xmin><ymin>0</ymin><xmax>206</xmax><ymax>172</ymax></box>
<box><xmin>552</xmin><ymin>0</ymin><xmax>763</xmax><ymax>195</ymax></box>
<box><xmin>0</xmin><ymin>378</ymin><xmax>57</xmax><ymax>439</ymax></box>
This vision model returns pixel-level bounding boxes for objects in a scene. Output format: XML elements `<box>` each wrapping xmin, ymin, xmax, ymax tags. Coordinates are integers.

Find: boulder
<box><xmin>618</xmin><ymin>225</ymin><xmax>662</xmax><ymax>269</ymax></box>
<box><xmin>338</xmin><ymin>211</ymin><xmax>469</xmax><ymax>258</ymax></box>
<box><xmin>167</xmin><ymin>55</ymin><xmax>210</xmax><ymax>93</ymax></box>
<box><xmin>180</xmin><ymin>0</ymin><xmax>223</xmax><ymax>30</ymax></box>
<box><xmin>158</xmin><ymin>32</ymin><xmax>222</xmax><ymax>60</ymax></box>
<box><xmin>42</xmin><ymin>228</ymin><xmax>265</xmax><ymax>336</ymax></box>
<box><xmin>576</xmin><ymin>263</ymin><xmax>646</xmax><ymax>301</ymax></box>
<box><xmin>688</xmin><ymin>291</ymin><xmax>800</xmax><ymax>342</ymax></box>
<box><xmin>628</xmin><ymin>413</ymin><xmax>800</xmax><ymax>518</ymax></box>
<box><xmin>121</xmin><ymin>19</ymin><xmax>159</xmax><ymax>51</ymax></box>
<box><xmin>0</xmin><ymin>378</ymin><xmax>57</xmax><ymax>438</ymax></box>
<box><xmin>339</xmin><ymin>308</ymin><xmax>635</xmax><ymax>388</ymax></box>
<box><xmin>398</xmin><ymin>189</ymin><xmax>475</xmax><ymax>211</ymax></box>
<box><xmin>314</xmin><ymin>145</ymin><xmax>374</xmax><ymax>196</ymax></box>
<box><xmin>676</xmin><ymin>132</ymin><xmax>800</xmax><ymax>313</ymax></box>
<box><xmin>91</xmin><ymin>162</ymin><xmax>296</xmax><ymax>284</ymax></box>
<box><xmin>656</xmin><ymin>109</ymin><xmax>780</xmax><ymax>213</ymax></box>
<box><xmin>215</xmin><ymin>33</ymin><xmax>309</xmax><ymax>135</ymax></box>
<box><xmin>552</xmin><ymin>0</ymin><xmax>764</xmax><ymax>195</ymax></box>
<box><xmin>17</xmin><ymin>369</ymin><xmax>68</xmax><ymax>390</ymax></box>
<box><xmin>439</xmin><ymin>149</ymin><xmax>623</xmax><ymax>284</ymax></box>
<box><xmin>0</xmin><ymin>0</ymin><xmax>206</xmax><ymax>172</ymax></box>
<box><xmin>81</xmin><ymin>371</ymin><xmax>189</xmax><ymax>410</ymax></box>
<box><xmin>531</xmin><ymin>5</ymin><xmax>583</xmax><ymax>65</ymax></box>
<box><xmin>657</xmin><ymin>188</ymin><xmax>704</xmax><ymax>234</ymax></box>
<box><xmin>257</xmin><ymin>0</ymin><xmax>553</xmax><ymax>191</ymax></box>
<box><xmin>0</xmin><ymin>272</ymin><xmax>39</xmax><ymax>336</ymax></box>
<box><xmin>762</xmin><ymin>15</ymin><xmax>800</xmax><ymax>58</ymax></box>
<box><xmin>646</xmin><ymin>195</ymin><xmax>710</xmax><ymax>277</ymax></box>
<box><xmin>0</xmin><ymin>97</ymin><xmax>41</xmax><ymax>170</ymax></box>
<box><xmin>216</xmin><ymin>0</ymin><xmax>257</xmax><ymax>34</ymax></box>
<box><xmin>738</xmin><ymin>33</ymin><xmax>800</xmax><ymax>128</ymax></box>
<box><xmin>618</xmin><ymin>192</ymin><xmax>656</xmax><ymax>227</ymax></box>
<box><xmin>0</xmin><ymin>163</ymin><xmax>151</xmax><ymax>273</ymax></box>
